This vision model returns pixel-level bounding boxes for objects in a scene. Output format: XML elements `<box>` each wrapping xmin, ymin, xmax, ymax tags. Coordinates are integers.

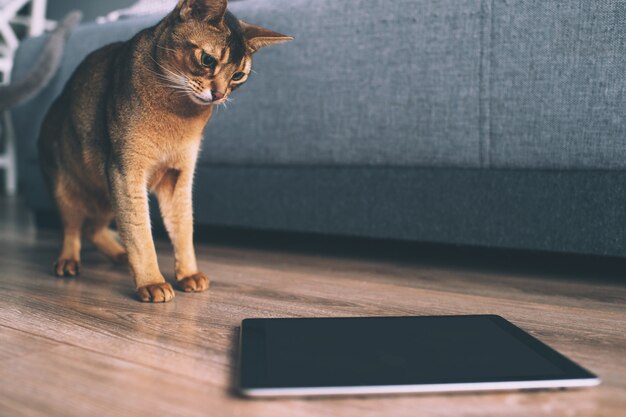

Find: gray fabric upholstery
<box><xmin>208</xmin><ymin>0</ymin><xmax>483</xmax><ymax>167</ymax></box>
<box><xmin>489</xmin><ymin>1</ymin><xmax>626</xmax><ymax>169</ymax></box>
<box><xmin>189</xmin><ymin>167</ymin><xmax>626</xmax><ymax>258</ymax></box>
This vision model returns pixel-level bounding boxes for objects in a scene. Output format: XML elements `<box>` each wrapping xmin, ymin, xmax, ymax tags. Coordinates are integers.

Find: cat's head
<box><xmin>155</xmin><ymin>0</ymin><xmax>292</xmax><ymax>106</ymax></box>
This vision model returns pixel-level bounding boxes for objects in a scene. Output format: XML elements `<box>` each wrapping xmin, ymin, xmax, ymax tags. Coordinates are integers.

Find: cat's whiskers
<box><xmin>145</xmin><ymin>61</ymin><xmax>195</xmax><ymax>99</ymax></box>
<box><xmin>147</xmin><ymin>74</ymin><xmax>188</xmax><ymax>91</ymax></box>
<box><xmin>149</xmin><ymin>55</ymin><xmax>189</xmax><ymax>87</ymax></box>
<box><xmin>154</xmin><ymin>78</ymin><xmax>192</xmax><ymax>94</ymax></box>
<box><xmin>156</xmin><ymin>44</ymin><xmax>177</xmax><ymax>54</ymax></box>
<box><xmin>145</xmin><ymin>66</ymin><xmax>182</xmax><ymax>85</ymax></box>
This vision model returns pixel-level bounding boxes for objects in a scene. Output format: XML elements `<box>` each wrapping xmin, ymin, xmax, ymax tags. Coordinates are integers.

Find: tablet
<box><xmin>238</xmin><ymin>315</ymin><xmax>599</xmax><ymax>397</ymax></box>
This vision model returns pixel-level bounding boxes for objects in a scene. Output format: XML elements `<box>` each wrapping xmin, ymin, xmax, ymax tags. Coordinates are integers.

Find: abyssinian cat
<box><xmin>38</xmin><ymin>0</ymin><xmax>292</xmax><ymax>302</ymax></box>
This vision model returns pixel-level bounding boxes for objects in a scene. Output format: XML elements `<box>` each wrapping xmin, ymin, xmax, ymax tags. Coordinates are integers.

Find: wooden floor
<box><xmin>0</xmin><ymin>196</ymin><xmax>624</xmax><ymax>417</ymax></box>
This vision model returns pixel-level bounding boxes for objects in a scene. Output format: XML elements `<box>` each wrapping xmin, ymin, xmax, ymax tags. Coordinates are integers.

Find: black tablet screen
<box><xmin>239</xmin><ymin>315</ymin><xmax>595</xmax><ymax>389</ymax></box>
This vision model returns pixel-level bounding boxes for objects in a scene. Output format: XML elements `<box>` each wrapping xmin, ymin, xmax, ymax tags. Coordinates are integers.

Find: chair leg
<box><xmin>28</xmin><ymin>0</ymin><xmax>47</xmax><ymax>37</ymax></box>
<box><xmin>0</xmin><ymin>111</ymin><xmax>17</xmax><ymax>196</ymax></box>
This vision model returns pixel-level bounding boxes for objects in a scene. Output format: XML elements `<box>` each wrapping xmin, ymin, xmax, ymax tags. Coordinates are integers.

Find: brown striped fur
<box><xmin>38</xmin><ymin>0</ymin><xmax>292</xmax><ymax>302</ymax></box>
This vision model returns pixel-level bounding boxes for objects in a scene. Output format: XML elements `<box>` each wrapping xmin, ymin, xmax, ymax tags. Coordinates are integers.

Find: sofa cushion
<box><xmin>489</xmin><ymin>1</ymin><xmax>626</xmax><ymax>169</ymax></box>
<box><xmin>205</xmin><ymin>0</ymin><xmax>484</xmax><ymax>168</ymax></box>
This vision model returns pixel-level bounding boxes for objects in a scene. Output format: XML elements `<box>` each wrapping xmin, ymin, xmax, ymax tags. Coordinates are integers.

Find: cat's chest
<box><xmin>159</xmin><ymin>137</ymin><xmax>202</xmax><ymax>167</ymax></box>
<box><xmin>146</xmin><ymin>141</ymin><xmax>201</xmax><ymax>190</ymax></box>
<box><xmin>132</xmin><ymin>88</ymin><xmax>214</xmax><ymax>146</ymax></box>
<box><xmin>128</xmin><ymin>105</ymin><xmax>210</xmax><ymax>167</ymax></box>
<box><xmin>149</xmin><ymin>115</ymin><xmax>208</xmax><ymax>144</ymax></box>
<box><xmin>136</xmin><ymin>113</ymin><xmax>208</xmax><ymax>157</ymax></box>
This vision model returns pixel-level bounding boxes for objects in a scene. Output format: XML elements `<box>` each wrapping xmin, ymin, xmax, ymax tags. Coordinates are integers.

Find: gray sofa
<box><xmin>11</xmin><ymin>0</ymin><xmax>626</xmax><ymax>257</ymax></box>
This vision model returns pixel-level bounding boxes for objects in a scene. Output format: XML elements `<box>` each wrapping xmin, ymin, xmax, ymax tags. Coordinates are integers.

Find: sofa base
<box><xmin>22</xmin><ymin>163</ymin><xmax>626</xmax><ymax>258</ymax></box>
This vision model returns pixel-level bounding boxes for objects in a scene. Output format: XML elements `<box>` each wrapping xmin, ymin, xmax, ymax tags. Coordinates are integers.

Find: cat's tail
<box><xmin>0</xmin><ymin>11</ymin><xmax>83</xmax><ymax>112</ymax></box>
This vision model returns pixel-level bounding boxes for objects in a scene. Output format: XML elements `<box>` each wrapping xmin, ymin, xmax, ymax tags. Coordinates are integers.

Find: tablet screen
<box><xmin>239</xmin><ymin>315</ymin><xmax>598</xmax><ymax>395</ymax></box>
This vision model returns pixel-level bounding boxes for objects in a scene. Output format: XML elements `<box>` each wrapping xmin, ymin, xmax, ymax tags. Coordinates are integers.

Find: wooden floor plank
<box><xmin>0</xmin><ymin>325</ymin><xmax>60</xmax><ymax>361</ymax></box>
<box><xmin>0</xmin><ymin>197</ymin><xmax>624</xmax><ymax>417</ymax></box>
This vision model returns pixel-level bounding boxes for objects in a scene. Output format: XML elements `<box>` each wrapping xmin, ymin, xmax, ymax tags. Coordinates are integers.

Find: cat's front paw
<box><xmin>177</xmin><ymin>272</ymin><xmax>210</xmax><ymax>293</ymax></box>
<box><xmin>136</xmin><ymin>282</ymin><xmax>175</xmax><ymax>303</ymax></box>
<box><xmin>54</xmin><ymin>258</ymin><xmax>80</xmax><ymax>277</ymax></box>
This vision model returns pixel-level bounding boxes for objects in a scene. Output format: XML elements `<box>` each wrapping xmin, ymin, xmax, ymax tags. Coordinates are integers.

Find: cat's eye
<box><xmin>232</xmin><ymin>72</ymin><xmax>245</xmax><ymax>81</ymax></box>
<box><xmin>200</xmin><ymin>52</ymin><xmax>217</xmax><ymax>69</ymax></box>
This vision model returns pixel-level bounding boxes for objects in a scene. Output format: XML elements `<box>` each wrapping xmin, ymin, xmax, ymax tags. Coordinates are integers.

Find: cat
<box><xmin>0</xmin><ymin>11</ymin><xmax>82</xmax><ymax>112</ymax></box>
<box><xmin>37</xmin><ymin>0</ymin><xmax>292</xmax><ymax>302</ymax></box>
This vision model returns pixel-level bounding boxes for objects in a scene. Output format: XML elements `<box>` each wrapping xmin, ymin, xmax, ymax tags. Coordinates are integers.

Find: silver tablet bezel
<box><xmin>240</xmin><ymin>377</ymin><xmax>600</xmax><ymax>398</ymax></box>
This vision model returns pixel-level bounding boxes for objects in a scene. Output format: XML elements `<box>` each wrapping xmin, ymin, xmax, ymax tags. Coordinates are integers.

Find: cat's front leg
<box><xmin>154</xmin><ymin>165</ymin><xmax>209</xmax><ymax>293</ymax></box>
<box><xmin>108</xmin><ymin>162</ymin><xmax>175</xmax><ymax>302</ymax></box>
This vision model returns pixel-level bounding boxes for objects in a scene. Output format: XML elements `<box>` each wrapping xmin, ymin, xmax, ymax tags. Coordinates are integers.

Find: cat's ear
<box><xmin>240</xmin><ymin>21</ymin><xmax>293</xmax><ymax>53</ymax></box>
<box><xmin>178</xmin><ymin>0</ymin><xmax>227</xmax><ymax>23</ymax></box>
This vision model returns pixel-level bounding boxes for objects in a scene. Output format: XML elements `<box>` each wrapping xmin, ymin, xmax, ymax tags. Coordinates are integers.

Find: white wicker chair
<box><xmin>0</xmin><ymin>0</ymin><xmax>47</xmax><ymax>195</ymax></box>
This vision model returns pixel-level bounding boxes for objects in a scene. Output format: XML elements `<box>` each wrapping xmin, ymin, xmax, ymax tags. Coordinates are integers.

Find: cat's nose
<box><xmin>212</xmin><ymin>90</ymin><xmax>225</xmax><ymax>101</ymax></box>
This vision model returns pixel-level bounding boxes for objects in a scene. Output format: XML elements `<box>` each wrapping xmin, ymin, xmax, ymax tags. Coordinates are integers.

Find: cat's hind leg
<box><xmin>54</xmin><ymin>193</ymin><xmax>85</xmax><ymax>277</ymax></box>
<box><xmin>85</xmin><ymin>217</ymin><xmax>128</xmax><ymax>264</ymax></box>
